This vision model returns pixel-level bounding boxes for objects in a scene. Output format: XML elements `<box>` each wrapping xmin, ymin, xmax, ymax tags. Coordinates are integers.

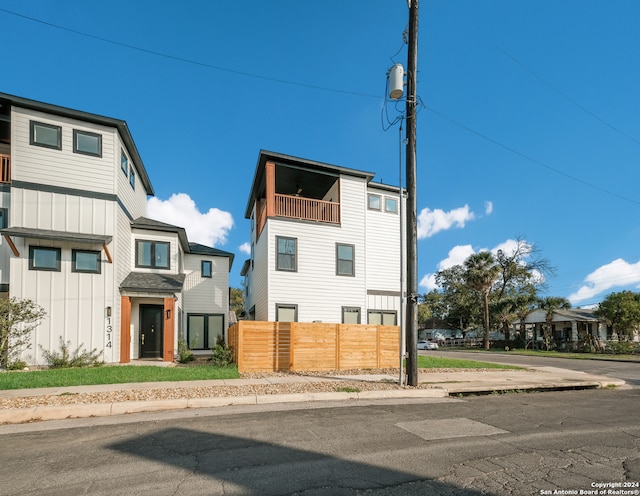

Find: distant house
<box><xmin>0</xmin><ymin>93</ymin><xmax>233</xmax><ymax>365</ymax></box>
<box><xmin>516</xmin><ymin>308</ymin><xmax>608</xmax><ymax>346</ymax></box>
<box><xmin>241</xmin><ymin>150</ymin><xmax>405</xmax><ymax>325</ymax></box>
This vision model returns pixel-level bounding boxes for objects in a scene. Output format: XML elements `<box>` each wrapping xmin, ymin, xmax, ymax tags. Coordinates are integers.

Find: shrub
<box><xmin>0</xmin><ymin>297</ymin><xmax>46</xmax><ymax>368</ymax></box>
<box><xmin>603</xmin><ymin>341</ymin><xmax>639</xmax><ymax>355</ymax></box>
<box><xmin>6</xmin><ymin>359</ymin><xmax>28</xmax><ymax>370</ymax></box>
<box><xmin>177</xmin><ymin>336</ymin><xmax>194</xmax><ymax>363</ymax></box>
<box><xmin>41</xmin><ymin>337</ymin><xmax>103</xmax><ymax>368</ymax></box>
<box><xmin>210</xmin><ymin>336</ymin><xmax>234</xmax><ymax>367</ymax></box>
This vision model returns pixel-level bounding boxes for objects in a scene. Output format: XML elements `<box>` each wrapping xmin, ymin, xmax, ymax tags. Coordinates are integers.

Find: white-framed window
<box><xmin>30</xmin><ymin>121</ymin><xmax>61</xmax><ymax>150</ymax></box>
<box><xmin>73</xmin><ymin>130</ymin><xmax>102</xmax><ymax>157</ymax></box>
<box><xmin>368</xmin><ymin>310</ymin><xmax>397</xmax><ymax>326</ymax></box>
<box><xmin>72</xmin><ymin>249</ymin><xmax>101</xmax><ymax>273</ymax></box>
<box><xmin>336</xmin><ymin>243</ymin><xmax>355</xmax><ymax>276</ymax></box>
<box><xmin>385</xmin><ymin>197</ymin><xmax>398</xmax><ymax>213</ymax></box>
<box><xmin>368</xmin><ymin>194</ymin><xmax>381</xmax><ymax>211</ymax></box>
<box><xmin>136</xmin><ymin>240</ymin><xmax>170</xmax><ymax>269</ymax></box>
<box><xmin>29</xmin><ymin>246</ymin><xmax>61</xmax><ymax>271</ymax></box>
<box><xmin>276</xmin><ymin>236</ymin><xmax>297</xmax><ymax>271</ymax></box>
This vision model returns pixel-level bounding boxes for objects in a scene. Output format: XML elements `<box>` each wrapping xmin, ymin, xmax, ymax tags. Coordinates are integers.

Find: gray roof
<box><xmin>189</xmin><ymin>242</ymin><xmax>235</xmax><ymax>269</ymax></box>
<box><xmin>0</xmin><ymin>92</ymin><xmax>154</xmax><ymax>196</ymax></box>
<box><xmin>131</xmin><ymin>217</ymin><xmax>189</xmax><ymax>252</ymax></box>
<box><xmin>1</xmin><ymin>227</ymin><xmax>112</xmax><ymax>244</ymax></box>
<box><xmin>120</xmin><ymin>272</ymin><xmax>186</xmax><ymax>294</ymax></box>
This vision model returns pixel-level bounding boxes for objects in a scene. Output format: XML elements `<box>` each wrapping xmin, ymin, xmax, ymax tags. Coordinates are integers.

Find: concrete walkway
<box><xmin>0</xmin><ymin>366</ymin><xmax>626</xmax><ymax>425</ymax></box>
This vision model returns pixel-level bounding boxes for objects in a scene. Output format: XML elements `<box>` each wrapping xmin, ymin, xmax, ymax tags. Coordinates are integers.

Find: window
<box><xmin>120</xmin><ymin>150</ymin><xmax>128</xmax><ymax>176</ymax></box>
<box><xmin>136</xmin><ymin>240</ymin><xmax>170</xmax><ymax>269</ymax></box>
<box><xmin>29</xmin><ymin>246</ymin><xmax>61</xmax><ymax>271</ymax></box>
<box><xmin>30</xmin><ymin>121</ymin><xmax>61</xmax><ymax>150</ymax></box>
<box><xmin>368</xmin><ymin>194</ymin><xmax>381</xmax><ymax>210</ymax></box>
<box><xmin>187</xmin><ymin>314</ymin><xmax>224</xmax><ymax>350</ymax></box>
<box><xmin>73</xmin><ymin>130</ymin><xmax>102</xmax><ymax>157</ymax></box>
<box><xmin>336</xmin><ymin>243</ymin><xmax>355</xmax><ymax>276</ymax></box>
<box><xmin>342</xmin><ymin>307</ymin><xmax>361</xmax><ymax>324</ymax></box>
<box><xmin>0</xmin><ymin>208</ymin><xmax>7</xmax><ymax>229</ymax></box>
<box><xmin>276</xmin><ymin>304</ymin><xmax>297</xmax><ymax>322</ymax></box>
<box><xmin>276</xmin><ymin>236</ymin><xmax>297</xmax><ymax>271</ymax></box>
<box><xmin>385</xmin><ymin>197</ymin><xmax>398</xmax><ymax>213</ymax></box>
<box><xmin>201</xmin><ymin>260</ymin><xmax>212</xmax><ymax>278</ymax></box>
<box><xmin>72</xmin><ymin>250</ymin><xmax>101</xmax><ymax>273</ymax></box>
<box><xmin>129</xmin><ymin>167</ymin><xmax>136</xmax><ymax>190</ymax></box>
<box><xmin>368</xmin><ymin>310</ymin><xmax>397</xmax><ymax>326</ymax></box>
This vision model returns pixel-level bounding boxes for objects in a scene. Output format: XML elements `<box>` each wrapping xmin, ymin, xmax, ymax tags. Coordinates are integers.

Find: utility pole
<box><xmin>405</xmin><ymin>0</ymin><xmax>419</xmax><ymax>386</ymax></box>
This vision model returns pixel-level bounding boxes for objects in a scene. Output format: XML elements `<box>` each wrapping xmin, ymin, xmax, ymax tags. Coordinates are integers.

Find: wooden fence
<box><xmin>227</xmin><ymin>321</ymin><xmax>400</xmax><ymax>373</ymax></box>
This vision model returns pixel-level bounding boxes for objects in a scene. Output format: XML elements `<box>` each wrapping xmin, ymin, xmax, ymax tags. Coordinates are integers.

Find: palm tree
<box><xmin>513</xmin><ymin>293</ymin><xmax>538</xmax><ymax>346</ymax></box>
<box><xmin>537</xmin><ymin>296</ymin><xmax>571</xmax><ymax>350</ymax></box>
<box><xmin>464</xmin><ymin>252</ymin><xmax>500</xmax><ymax>350</ymax></box>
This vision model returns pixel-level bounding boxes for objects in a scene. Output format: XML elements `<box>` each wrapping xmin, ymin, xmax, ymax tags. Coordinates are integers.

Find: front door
<box><xmin>140</xmin><ymin>305</ymin><xmax>163</xmax><ymax>358</ymax></box>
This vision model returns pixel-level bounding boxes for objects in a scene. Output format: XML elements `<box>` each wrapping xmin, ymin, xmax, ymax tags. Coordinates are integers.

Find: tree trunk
<box><xmin>483</xmin><ymin>292</ymin><xmax>490</xmax><ymax>350</ymax></box>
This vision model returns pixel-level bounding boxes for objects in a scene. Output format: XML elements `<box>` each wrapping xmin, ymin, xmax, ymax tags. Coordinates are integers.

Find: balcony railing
<box><xmin>275</xmin><ymin>194</ymin><xmax>340</xmax><ymax>224</ymax></box>
<box><xmin>0</xmin><ymin>154</ymin><xmax>10</xmax><ymax>183</ymax></box>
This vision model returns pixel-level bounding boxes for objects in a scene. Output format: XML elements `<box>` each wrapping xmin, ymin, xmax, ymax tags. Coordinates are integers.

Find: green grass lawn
<box><xmin>417</xmin><ymin>356</ymin><xmax>522</xmax><ymax>370</ymax></box>
<box><xmin>0</xmin><ymin>356</ymin><xmax>521</xmax><ymax>391</ymax></box>
<box><xmin>0</xmin><ymin>365</ymin><xmax>239</xmax><ymax>391</ymax></box>
<box><xmin>445</xmin><ymin>348</ymin><xmax>640</xmax><ymax>362</ymax></box>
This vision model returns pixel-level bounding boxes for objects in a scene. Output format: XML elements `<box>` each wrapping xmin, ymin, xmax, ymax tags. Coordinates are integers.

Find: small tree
<box><xmin>0</xmin><ymin>297</ymin><xmax>46</xmax><ymax>368</ymax></box>
<box><xmin>538</xmin><ymin>296</ymin><xmax>571</xmax><ymax>350</ymax></box>
<box><xmin>464</xmin><ymin>252</ymin><xmax>500</xmax><ymax>350</ymax></box>
<box><xmin>595</xmin><ymin>291</ymin><xmax>640</xmax><ymax>341</ymax></box>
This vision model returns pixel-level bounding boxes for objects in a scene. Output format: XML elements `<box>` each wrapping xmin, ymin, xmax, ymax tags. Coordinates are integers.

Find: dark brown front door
<box><xmin>140</xmin><ymin>305</ymin><xmax>163</xmax><ymax>358</ymax></box>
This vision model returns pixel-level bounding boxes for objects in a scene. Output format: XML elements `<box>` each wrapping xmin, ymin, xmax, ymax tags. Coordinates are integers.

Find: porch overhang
<box><xmin>119</xmin><ymin>272</ymin><xmax>186</xmax><ymax>297</ymax></box>
<box><xmin>1</xmin><ymin>226</ymin><xmax>112</xmax><ymax>244</ymax></box>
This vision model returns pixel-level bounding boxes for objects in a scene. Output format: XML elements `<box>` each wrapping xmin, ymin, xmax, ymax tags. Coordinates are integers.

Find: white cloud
<box><xmin>147</xmin><ymin>193</ymin><xmax>234</xmax><ymax>247</ymax></box>
<box><xmin>419</xmin><ymin>244</ymin><xmax>475</xmax><ymax>290</ymax></box>
<box><xmin>417</xmin><ymin>205</ymin><xmax>475</xmax><ymax>239</ymax></box>
<box><xmin>239</xmin><ymin>242</ymin><xmax>251</xmax><ymax>255</ymax></box>
<box><xmin>568</xmin><ymin>258</ymin><xmax>640</xmax><ymax>304</ymax></box>
<box><xmin>485</xmin><ymin>201</ymin><xmax>493</xmax><ymax>215</ymax></box>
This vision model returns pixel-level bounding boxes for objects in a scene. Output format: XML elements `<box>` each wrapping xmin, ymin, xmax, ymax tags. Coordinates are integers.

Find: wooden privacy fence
<box><xmin>227</xmin><ymin>321</ymin><xmax>400</xmax><ymax>373</ymax></box>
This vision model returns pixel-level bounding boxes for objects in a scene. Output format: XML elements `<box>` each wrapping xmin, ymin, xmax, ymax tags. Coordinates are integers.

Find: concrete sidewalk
<box><xmin>0</xmin><ymin>366</ymin><xmax>626</xmax><ymax>425</ymax></box>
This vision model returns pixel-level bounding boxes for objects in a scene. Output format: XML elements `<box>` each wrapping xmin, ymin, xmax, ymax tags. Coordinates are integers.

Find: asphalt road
<box><xmin>2</xmin><ymin>388</ymin><xmax>639</xmax><ymax>495</ymax></box>
<box><xmin>426</xmin><ymin>349</ymin><xmax>640</xmax><ymax>387</ymax></box>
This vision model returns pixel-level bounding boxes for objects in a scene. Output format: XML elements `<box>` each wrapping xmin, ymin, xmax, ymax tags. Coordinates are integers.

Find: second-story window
<box><xmin>385</xmin><ymin>197</ymin><xmax>398</xmax><ymax>213</ymax></box>
<box><xmin>336</xmin><ymin>243</ymin><xmax>355</xmax><ymax>276</ymax></box>
<box><xmin>201</xmin><ymin>260</ymin><xmax>212</xmax><ymax>278</ymax></box>
<box><xmin>129</xmin><ymin>167</ymin><xmax>136</xmax><ymax>190</ymax></box>
<box><xmin>72</xmin><ymin>250</ymin><xmax>101</xmax><ymax>273</ymax></box>
<box><xmin>368</xmin><ymin>194</ymin><xmax>381</xmax><ymax>211</ymax></box>
<box><xmin>30</xmin><ymin>121</ymin><xmax>61</xmax><ymax>150</ymax></box>
<box><xmin>121</xmin><ymin>150</ymin><xmax>128</xmax><ymax>176</ymax></box>
<box><xmin>73</xmin><ymin>130</ymin><xmax>102</xmax><ymax>157</ymax></box>
<box><xmin>276</xmin><ymin>236</ymin><xmax>297</xmax><ymax>272</ymax></box>
<box><xmin>136</xmin><ymin>240</ymin><xmax>170</xmax><ymax>269</ymax></box>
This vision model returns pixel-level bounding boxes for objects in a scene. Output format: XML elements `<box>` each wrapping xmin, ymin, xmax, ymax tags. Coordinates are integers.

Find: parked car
<box><xmin>417</xmin><ymin>340</ymin><xmax>438</xmax><ymax>350</ymax></box>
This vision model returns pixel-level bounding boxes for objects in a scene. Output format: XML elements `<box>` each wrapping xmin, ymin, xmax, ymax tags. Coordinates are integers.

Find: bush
<box><xmin>603</xmin><ymin>341</ymin><xmax>639</xmax><ymax>355</ymax></box>
<box><xmin>0</xmin><ymin>297</ymin><xmax>46</xmax><ymax>368</ymax></box>
<box><xmin>41</xmin><ymin>337</ymin><xmax>103</xmax><ymax>368</ymax></box>
<box><xmin>210</xmin><ymin>336</ymin><xmax>234</xmax><ymax>367</ymax></box>
<box><xmin>177</xmin><ymin>336</ymin><xmax>194</xmax><ymax>363</ymax></box>
<box><xmin>5</xmin><ymin>359</ymin><xmax>28</xmax><ymax>370</ymax></box>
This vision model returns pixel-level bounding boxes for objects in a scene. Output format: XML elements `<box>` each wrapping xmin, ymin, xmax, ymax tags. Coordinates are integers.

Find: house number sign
<box><xmin>106</xmin><ymin>317</ymin><xmax>113</xmax><ymax>348</ymax></box>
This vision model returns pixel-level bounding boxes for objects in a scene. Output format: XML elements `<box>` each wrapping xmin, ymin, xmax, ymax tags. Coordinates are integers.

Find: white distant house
<box><xmin>516</xmin><ymin>308</ymin><xmax>608</xmax><ymax>345</ymax></box>
<box><xmin>241</xmin><ymin>150</ymin><xmax>405</xmax><ymax>325</ymax></box>
<box><xmin>0</xmin><ymin>93</ymin><xmax>233</xmax><ymax>365</ymax></box>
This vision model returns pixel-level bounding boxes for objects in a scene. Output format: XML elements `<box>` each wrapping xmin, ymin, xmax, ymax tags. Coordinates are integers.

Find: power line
<box><xmin>0</xmin><ymin>7</ymin><xmax>381</xmax><ymax>101</ymax></box>
<box><xmin>426</xmin><ymin>105</ymin><xmax>640</xmax><ymax>207</ymax></box>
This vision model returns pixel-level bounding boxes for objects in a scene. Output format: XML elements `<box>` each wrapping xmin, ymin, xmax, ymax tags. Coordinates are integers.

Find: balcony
<box><xmin>0</xmin><ymin>154</ymin><xmax>9</xmax><ymax>183</ymax></box>
<box><xmin>275</xmin><ymin>194</ymin><xmax>340</xmax><ymax>224</ymax></box>
<box><xmin>256</xmin><ymin>194</ymin><xmax>340</xmax><ymax>237</ymax></box>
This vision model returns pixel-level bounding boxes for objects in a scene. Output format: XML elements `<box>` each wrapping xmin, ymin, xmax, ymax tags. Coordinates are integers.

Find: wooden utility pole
<box><xmin>405</xmin><ymin>0</ymin><xmax>419</xmax><ymax>386</ymax></box>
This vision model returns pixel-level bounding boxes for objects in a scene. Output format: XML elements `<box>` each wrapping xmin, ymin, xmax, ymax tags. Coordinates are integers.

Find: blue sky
<box><xmin>3</xmin><ymin>1</ymin><xmax>640</xmax><ymax>307</ymax></box>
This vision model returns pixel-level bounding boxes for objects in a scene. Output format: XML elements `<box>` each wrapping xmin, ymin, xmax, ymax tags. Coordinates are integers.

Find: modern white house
<box><xmin>241</xmin><ymin>150</ymin><xmax>405</xmax><ymax>325</ymax></box>
<box><xmin>0</xmin><ymin>93</ymin><xmax>233</xmax><ymax>365</ymax></box>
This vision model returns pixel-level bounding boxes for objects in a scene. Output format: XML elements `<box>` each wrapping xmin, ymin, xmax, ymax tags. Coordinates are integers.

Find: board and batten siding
<box><xmin>265</xmin><ymin>175</ymin><xmax>368</xmax><ymax>323</ymax></box>
<box><xmin>9</xmin><ymin>236</ymin><xmax>115</xmax><ymax>365</ymax></box>
<box><xmin>12</xmin><ymin>108</ymin><xmax>116</xmax><ymax>195</ymax></box>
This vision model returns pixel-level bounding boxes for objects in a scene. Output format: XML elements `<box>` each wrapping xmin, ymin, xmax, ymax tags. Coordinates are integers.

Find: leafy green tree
<box><xmin>434</xmin><ymin>266</ymin><xmax>482</xmax><ymax>332</ymax></box>
<box><xmin>537</xmin><ymin>296</ymin><xmax>571</xmax><ymax>350</ymax></box>
<box><xmin>594</xmin><ymin>291</ymin><xmax>640</xmax><ymax>341</ymax></box>
<box><xmin>464</xmin><ymin>252</ymin><xmax>501</xmax><ymax>350</ymax></box>
<box><xmin>0</xmin><ymin>297</ymin><xmax>46</xmax><ymax>368</ymax></box>
<box><xmin>229</xmin><ymin>287</ymin><xmax>245</xmax><ymax>317</ymax></box>
<box><xmin>513</xmin><ymin>293</ymin><xmax>538</xmax><ymax>344</ymax></box>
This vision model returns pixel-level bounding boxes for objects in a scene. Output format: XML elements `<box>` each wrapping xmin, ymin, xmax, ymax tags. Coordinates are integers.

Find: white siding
<box><xmin>130</xmin><ymin>228</ymin><xmax>181</xmax><ymax>274</ymax></box>
<box><xmin>264</xmin><ymin>175</ymin><xmax>368</xmax><ymax>323</ymax></box>
<box><xmin>12</xmin><ymin>108</ymin><xmax>115</xmax><ymax>194</ymax></box>
<box><xmin>182</xmin><ymin>254</ymin><xmax>229</xmax><ymax>316</ymax></box>
<box><xmin>116</xmin><ymin>136</ymin><xmax>147</xmax><ymax>220</ymax></box>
